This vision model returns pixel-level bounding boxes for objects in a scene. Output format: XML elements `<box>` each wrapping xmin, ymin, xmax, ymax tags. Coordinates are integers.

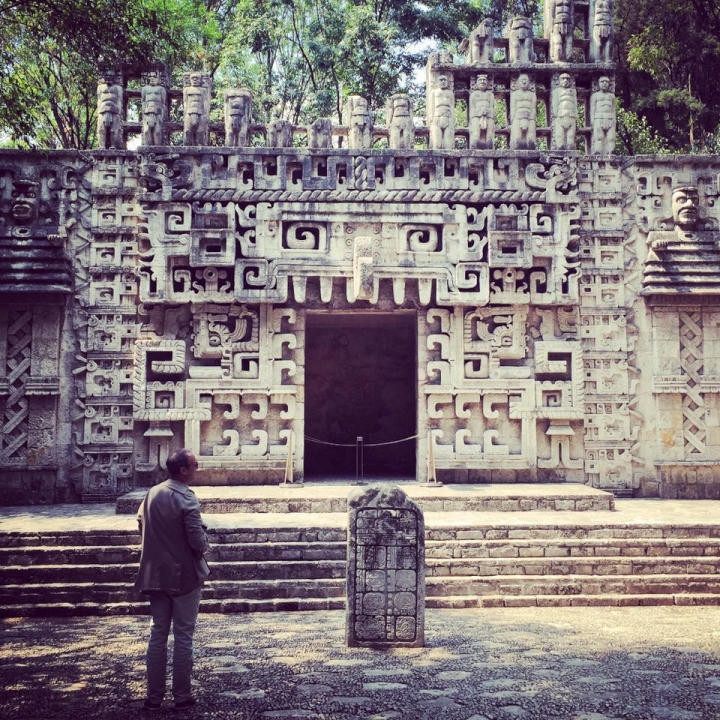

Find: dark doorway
<box><xmin>304</xmin><ymin>312</ymin><xmax>417</xmax><ymax>480</ymax></box>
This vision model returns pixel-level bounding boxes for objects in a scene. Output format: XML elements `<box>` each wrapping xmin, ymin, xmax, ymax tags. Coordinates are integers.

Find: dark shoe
<box><xmin>174</xmin><ymin>698</ymin><xmax>196</xmax><ymax>710</ymax></box>
<box><xmin>143</xmin><ymin>700</ymin><xmax>162</xmax><ymax>711</ymax></box>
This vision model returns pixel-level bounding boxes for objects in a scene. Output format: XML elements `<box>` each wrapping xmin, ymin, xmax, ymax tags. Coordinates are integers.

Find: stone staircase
<box><xmin>424</xmin><ymin>526</ymin><xmax>720</xmax><ymax>608</ymax></box>
<box><xmin>2</xmin><ymin>512</ymin><xmax>720</xmax><ymax>617</ymax></box>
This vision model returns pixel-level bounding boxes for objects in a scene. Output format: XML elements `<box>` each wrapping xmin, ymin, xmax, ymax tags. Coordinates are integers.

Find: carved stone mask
<box><xmin>10</xmin><ymin>181</ymin><xmax>39</xmax><ymax>223</ymax></box>
<box><xmin>672</xmin><ymin>186</ymin><xmax>700</xmax><ymax>229</ymax></box>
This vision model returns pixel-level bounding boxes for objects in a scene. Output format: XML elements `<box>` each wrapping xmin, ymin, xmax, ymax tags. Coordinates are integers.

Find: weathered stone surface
<box><xmin>0</xmin><ymin>9</ymin><xmax>719</xmax><ymax>505</ymax></box>
<box><xmin>346</xmin><ymin>485</ymin><xmax>425</xmax><ymax>647</ymax></box>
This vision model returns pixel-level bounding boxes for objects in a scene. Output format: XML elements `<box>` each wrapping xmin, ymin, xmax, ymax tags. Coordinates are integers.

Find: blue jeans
<box><xmin>146</xmin><ymin>587</ymin><xmax>202</xmax><ymax>704</ymax></box>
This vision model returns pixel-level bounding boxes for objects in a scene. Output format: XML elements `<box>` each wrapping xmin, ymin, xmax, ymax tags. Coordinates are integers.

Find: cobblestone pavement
<box><xmin>2</xmin><ymin>607</ymin><xmax>720</xmax><ymax>720</ymax></box>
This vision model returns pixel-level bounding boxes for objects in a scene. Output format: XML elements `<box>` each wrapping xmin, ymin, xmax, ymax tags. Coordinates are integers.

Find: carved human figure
<box><xmin>648</xmin><ymin>185</ymin><xmax>701</xmax><ymax>251</ymax></box>
<box><xmin>309</xmin><ymin>118</ymin><xmax>333</xmax><ymax>149</ymax></box>
<box><xmin>466</xmin><ymin>19</ymin><xmax>494</xmax><ymax>64</ymax></box>
<box><xmin>551</xmin><ymin>73</ymin><xmax>577</xmax><ymax>150</ymax></box>
<box><xmin>347</xmin><ymin>95</ymin><xmax>372</xmax><ymax>149</ymax></box>
<box><xmin>183</xmin><ymin>72</ymin><xmax>211</xmax><ymax>146</ymax></box>
<box><xmin>507</xmin><ymin>16</ymin><xmax>534</xmax><ymax>64</ymax></box>
<box><xmin>224</xmin><ymin>89</ymin><xmax>252</xmax><ymax>147</ymax></box>
<box><xmin>96</xmin><ymin>71</ymin><xmax>123</xmax><ymax>150</ymax></box>
<box><xmin>510</xmin><ymin>73</ymin><xmax>536</xmax><ymax>149</ymax></box>
<box><xmin>387</xmin><ymin>94</ymin><xmax>414</xmax><ymax>149</ymax></box>
<box><xmin>267</xmin><ymin>116</ymin><xmax>293</xmax><ymax>147</ymax></box>
<box><xmin>548</xmin><ymin>0</ymin><xmax>574</xmax><ymax>62</ymax></box>
<box><xmin>429</xmin><ymin>75</ymin><xmax>455</xmax><ymax>150</ymax></box>
<box><xmin>10</xmin><ymin>179</ymin><xmax>39</xmax><ymax>224</ymax></box>
<box><xmin>591</xmin><ymin>0</ymin><xmax>613</xmax><ymax>62</ymax></box>
<box><xmin>590</xmin><ymin>76</ymin><xmax>616</xmax><ymax>154</ymax></box>
<box><xmin>141</xmin><ymin>70</ymin><xmax>167</xmax><ymax>146</ymax></box>
<box><xmin>469</xmin><ymin>74</ymin><xmax>495</xmax><ymax>150</ymax></box>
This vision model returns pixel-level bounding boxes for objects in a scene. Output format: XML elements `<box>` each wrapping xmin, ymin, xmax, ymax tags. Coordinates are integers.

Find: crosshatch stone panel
<box><xmin>4</xmin><ymin>8</ymin><xmax>720</xmax><ymax>504</ymax></box>
<box><xmin>346</xmin><ymin>485</ymin><xmax>425</xmax><ymax>648</ymax></box>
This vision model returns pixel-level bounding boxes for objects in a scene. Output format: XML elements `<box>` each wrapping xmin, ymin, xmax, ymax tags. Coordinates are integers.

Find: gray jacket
<box><xmin>134</xmin><ymin>479</ymin><xmax>210</xmax><ymax>596</ymax></box>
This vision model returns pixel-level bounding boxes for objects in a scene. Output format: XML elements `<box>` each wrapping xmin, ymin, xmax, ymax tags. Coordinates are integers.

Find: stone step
<box><xmin>426</xmin><ymin>556</ymin><xmax>720</xmax><ymax>576</ymax></box>
<box><xmin>424</xmin><ymin>573</ymin><xmax>720</xmax><ymax>597</ymax></box>
<box><xmin>0</xmin><ymin>527</ymin><xmax>347</xmax><ymax>548</ymax></box>
<box><xmin>116</xmin><ymin>483</ymin><xmax>615</xmax><ymax>514</ymax></box>
<box><xmin>6</xmin><ymin>551</ymin><xmax>720</xmax><ymax>587</ymax></box>
<box><xmin>201</xmin><ymin>597</ymin><xmax>347</xmax><ymax>613</ymax></box>
<box><xmin>0</xmin><ymin>578</ymin><xmax>346</xmax><ymax>606</ymax></box>
<box><xmin>209</xmin><ymin>542</ymin><xmax>346</xmax><ymax>562</ymax></box>
<box><xmin>4</xmin><ymin>587</ymin><xmax>720</xmax><ymax>619</ymax></box>
<box><xmin>0</xmin><ymin>596</ymin><xmax>348</xmax><ymax>618</ymax></box>
<box><xmin>0</xmin><ymin>546</ymin><xmax>140</xmax><ymax>566</ymax></box>
<box><xmin>3</xmin><ymin>522</ymin><xmax>720</xmax><ymax>550</ymax></box>
<box><xmin>0</xmin><ymin>559</ymin><xmax>348</xmax><ymax>584</ymax></box>
<box><xmin>0</xmin><ymin>541</ymin><xmax>347</xmax><ymax>565</ymax></box>
<box><xmin>426</xmin><ymin>525</ymin><xmax>720</xmax><ymax>541</ymax></box>
<box><xmin>0</xmin><ymin>531</ymin><xmax>140</xmax><ymax>548</ymax></box>
<box><xmin>7</xmin><ymin>574</ymin><xmax>719</xmax><ymax>607</ymax></box>
<box><xmin>7</xmin><ymin>536</ymin><xmax>720</xmax><ymax>567</ymax></box>
<box><xmin>426</xmin><ymin>593</ymin><xmax>720</xmax><ymax>609</ymax></box>
<box><xmin>0</xmin><ymin>602</ymin><xmax>149</xmax><ymax>618</ymax></box>
<box><xmin>425</xmin><ymin>538</ymin><xmax>720</xmax><ymax>559</ymax></box>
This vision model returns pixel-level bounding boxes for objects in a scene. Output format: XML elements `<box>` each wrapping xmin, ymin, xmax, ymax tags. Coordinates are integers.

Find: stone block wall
<box><xmin>1</xmin><ymin>11</ymin><xmax>720</xmax><ymax>502</ymax></box>
<box><xmin>1</xmin><ymin>145</ymin><xmax>720</xmax><ymax>503</ymax></box>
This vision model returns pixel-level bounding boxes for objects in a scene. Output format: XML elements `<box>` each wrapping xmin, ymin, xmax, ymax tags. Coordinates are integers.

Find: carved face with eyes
<box><xmin>475</xmin><ymin>75</ymin><xmax>489</xmax><ymax>91</ymax></box>
<box><xmin>10</xmin><ymin>181</ymin><xmax>39</xmax><ymax>223</ymax></box>
<box><xmin>672</xmin><ymin>186</ymin><xmax>700</xmax><ymax>229</ymax></box>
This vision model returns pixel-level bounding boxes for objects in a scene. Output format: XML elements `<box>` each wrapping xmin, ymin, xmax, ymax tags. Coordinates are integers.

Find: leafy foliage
<box><xmin>616</xmin><ymin>105</ymin><xmax>670</xmax><ymax>155</ymax></box>
<box><xmin>216</xmin><ymin>0</ymin><xmax>487</xmax><ymax>124</ymax></box>
<box><xmin>0</xmin><ymin>0</ymin><xmax>221</xmax><ymax>148</ymax></box>
<box><xmin>615</xmin><ymin>0</ymin><xmax>720</xmax><ymax>152</ymax></box>
<box><xmin>1</xmin><ymin>0</ymin><xmax>719</xmax><ymax>153</ymax></box>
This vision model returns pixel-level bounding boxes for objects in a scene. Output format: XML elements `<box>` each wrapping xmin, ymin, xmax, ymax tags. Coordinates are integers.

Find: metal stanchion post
<box><xmin>280</xmin><ymin>430</ymin><xmax>303</xmax><ymax>487</ymax></box>
<box><xmin>354</xmin><ymin>436</ymin><xmax>366</xmax><ymax>485</ymax></box>
<box><xmin>418</xmin><ymin>430</ymin><xmax>442</xmax><ymax>486</ymax></box>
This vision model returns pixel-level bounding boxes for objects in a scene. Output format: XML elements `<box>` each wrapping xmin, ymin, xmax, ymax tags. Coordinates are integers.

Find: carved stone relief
<box><xmin>0</xmin><ymin>12</ymin><xmax>718</xmax><ymax>503</ymax></box>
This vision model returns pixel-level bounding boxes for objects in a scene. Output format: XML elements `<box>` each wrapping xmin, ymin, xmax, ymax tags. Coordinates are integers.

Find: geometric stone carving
<box><xmin>1</xmin><ymin>7</ymin><xmax>717</xmax><ymax>503</ymax></box>
<box><xmin>1</xmin><ymin>308</ymin><xmax>32</xmax><ymax>461</ymax></box>
<box><xmin>347</xmin><ymin>485</ymin><xmax>424</xmax><ymax>648</ymax></box>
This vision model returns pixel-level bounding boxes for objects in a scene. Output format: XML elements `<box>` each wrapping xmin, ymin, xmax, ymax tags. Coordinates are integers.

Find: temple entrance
<box><xmin>304</xmin><ymin>312</ymin><xmax>417</xmax><ymax>480</ymax></box>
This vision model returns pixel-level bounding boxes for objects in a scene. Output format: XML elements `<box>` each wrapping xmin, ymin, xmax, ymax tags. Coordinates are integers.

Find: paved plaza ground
<box><xmin>2</xmin><ymin>606</ymin><xmax>720</xmax><ymax>720</ymax></box>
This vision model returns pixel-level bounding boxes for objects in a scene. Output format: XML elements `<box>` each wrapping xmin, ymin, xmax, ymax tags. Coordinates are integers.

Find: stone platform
<box><xmin>115</xmin><ymin>482</ymin><xmax>615</xmax><ymax>515</ymax></box>
<box><xmin>2</xmin><ymin>497</ymin><xmax>720</xmax><ymax>616</ymax></box>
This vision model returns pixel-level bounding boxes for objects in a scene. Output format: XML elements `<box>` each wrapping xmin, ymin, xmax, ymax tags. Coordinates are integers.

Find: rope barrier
<box><xmin>305</xmin><ymin>433</ymin><xmax>419</xmax><ymax>448</ymax></box>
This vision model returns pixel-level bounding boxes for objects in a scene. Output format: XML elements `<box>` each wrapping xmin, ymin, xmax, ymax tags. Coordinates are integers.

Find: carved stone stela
<box><xmin>0</xmin><ymin>9</ymin><xmax>718</xmax><ymax>504</ymax></box>
<box><xmin>346</xmin><ymin>485</ymin><xmax>425</xmax><ymax>648</ymax></box>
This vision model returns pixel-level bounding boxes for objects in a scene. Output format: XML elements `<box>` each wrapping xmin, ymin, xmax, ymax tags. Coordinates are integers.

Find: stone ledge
<box><xmin>116</xmin><ymin>483</ymin><xmax>615</xmax><ymax>514</ymax></box>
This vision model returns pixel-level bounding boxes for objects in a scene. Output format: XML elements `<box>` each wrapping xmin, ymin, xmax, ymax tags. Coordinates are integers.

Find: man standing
<box><xmin>135</xmin><ymin>448</ymin><xmax>210</xmax><ymax>711</ymax></box>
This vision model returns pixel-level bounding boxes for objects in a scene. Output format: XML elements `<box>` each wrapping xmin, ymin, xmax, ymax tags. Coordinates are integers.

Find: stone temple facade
<box><xmin>2</xmin><ymin>4</ymin><xmax>720</xmax><ymax>504</ymax></box>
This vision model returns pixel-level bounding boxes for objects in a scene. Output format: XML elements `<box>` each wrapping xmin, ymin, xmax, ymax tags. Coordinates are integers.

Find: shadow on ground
<box><xmin>2</xmin><ymin>607</ymin><xmax>720</xmax><ymax>720</ymax></box>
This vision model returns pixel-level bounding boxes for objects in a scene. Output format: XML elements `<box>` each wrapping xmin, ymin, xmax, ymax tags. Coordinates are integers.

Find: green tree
<box><xmin>216</xmin><ymin>0</ymin><xmax>487</xmax><ymax>125</ymax></box>
<box><xmin>0</xmin><ymin>0</ymin><xmax>220</xmax><ymax>148</ymax></box>
<box><xmin>614</xmin><ymin>0</ymin><xmax>720</xmax><ymax>152</ymax></box>
<box><xmin>616</xmin><ymin>105</ymin><xmax>670</xmax><ymax>155</ymax></box>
